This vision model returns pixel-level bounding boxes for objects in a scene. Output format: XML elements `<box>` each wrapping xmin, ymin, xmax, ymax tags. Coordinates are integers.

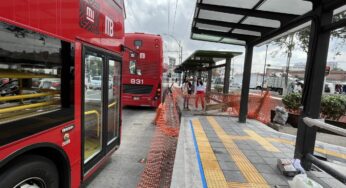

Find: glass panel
<box><xmin>198</xmin><ymin>10</ymin><xmax>243</xmax><ymax>23</ymax></box>
<box><xmin>333</xmin><ymin>5</ymin><xmax>346</xmax><ymax>23</ymax></box>
<box><xmin>192</xmin><ymin>33</ymin><xmax>221</xmax><ymax>42</ymax></box>
<box><xmin>242</xmin><ymin>17</ymin><xmax>280</xmax><ymax>28</ymax></box>
<box><xmin>196</xmin><ymin>23</ymin><xmax>231</xmax><ymax>32</ymax></box>
<box><xmin>84</xmin><ymin>53</ymin><xmax>103</xmax><ymax>163</ymax></box>
<box><xmin>324</xmin><ymin>27</ymin><xmax>346</xmax><ymax>130</ymax></box>
<box><xmin>220</xmin><ymin>38</ymin><xmax>246</xmax><ymax>45</ymax></box>
<box><xmin>107</xmin><ymin>59</ymin><xmax>121</xmax><ymax>143</ymax></box>
<box><xmin>203</xmin><ymin>0</ymin><xmax>259</xmax><ymax>9</ymax></box>
<box><xmin>134</xmin><ymin>40</ymin><xmax>142</xmax><ymax>48</ymax></box>
<box><xmin>0</xmin><ymin>21</ymin><xmax>74</xmax><ymax>125</ymax></box>
<box><xmin>129</xmin><ymin>60</ymin><xmax>136</xmax><ymax>74</ymax></box>
<box><xmin>232</xmin><ymin>29</ymin><xmax>261</xmax><ymax>36</ymax></box>
<box><xmin>258</xmin><ymin>0</ymin><xmax>312</xmax><ymax>15</ymax></box>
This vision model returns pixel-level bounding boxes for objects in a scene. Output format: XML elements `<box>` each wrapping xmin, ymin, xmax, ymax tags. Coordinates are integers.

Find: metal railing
<box><xmin>302</xmin><ymin>117</ymin><xmax>346</xmax><ymax>184</ymax></box>
<box><xmin>303</xmin><ymin>117</ymin><xmax>346</xmax><ymax>137</ymax></box>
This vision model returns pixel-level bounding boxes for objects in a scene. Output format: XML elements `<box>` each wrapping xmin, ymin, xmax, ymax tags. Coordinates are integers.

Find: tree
<box><xmin>273</xmin><ymin>12</ymin><xmax>346</xmax><ymax>58</ymax></box>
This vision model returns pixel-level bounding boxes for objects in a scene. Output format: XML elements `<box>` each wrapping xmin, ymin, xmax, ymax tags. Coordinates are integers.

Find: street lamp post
<box><xmin>162</xmin><ymin>33</ymin><xmax>183</xmax><ymax>85</ymax></box>
<box><xmin>261</xmin><ymin>44</ymin><xmax>269</xmax><ymax>91</ymax></box>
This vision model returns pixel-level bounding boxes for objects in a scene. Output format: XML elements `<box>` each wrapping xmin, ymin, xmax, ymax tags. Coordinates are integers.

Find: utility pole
<box><xmin>284</xmin><ymin>34</ymin><xmax>294</xmax><ymax>95</ymax></box>
<box><xmin>162</xmin><ymin>33</ymin><xmax>183</xmax><ymax>86</ymax></box>
<box><xmin>262</xmin><ymin>44</ymin><xmax>269</xmax><ymax>91</ymax></box>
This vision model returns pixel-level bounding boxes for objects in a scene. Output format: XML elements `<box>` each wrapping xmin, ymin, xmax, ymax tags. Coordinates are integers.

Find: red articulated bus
<box><xmin>122</xmin><ymin>33</ymin><xmax>164</xmax><ymax>108</ymax></box>
<box><xmin>0</xmin><ymin>0</ymin><xmax>125</xmax><ymax>187</ymax></box>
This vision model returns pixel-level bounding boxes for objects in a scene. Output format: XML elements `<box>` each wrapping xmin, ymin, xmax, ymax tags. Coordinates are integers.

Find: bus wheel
<box><xmin>0</xmin><ymin>155</ymin><xmax>59</xmax><ymax>188</ymax></box>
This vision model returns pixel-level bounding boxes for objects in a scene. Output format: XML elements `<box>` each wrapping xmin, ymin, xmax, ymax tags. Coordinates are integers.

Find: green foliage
<box><xmin>282</xmin><ymin>93</ymin><xmax>302</xmax><ymax>113</ymax></box>
<box><xmin>321</xmin><ymin>95</ymin><xmax>346</xmax><ymax>121</ymax></box>
<box><xmin>272</xmin><ymin>12</ymin><xmax>346</xmax><ymax>58</ymax></box>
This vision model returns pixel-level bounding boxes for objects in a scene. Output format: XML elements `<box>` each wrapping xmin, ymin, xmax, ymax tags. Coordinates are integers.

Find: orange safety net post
<box><xmin>137</xmin><ymin>88</ymin><xmax>181</xmax><ymax>188</ymax></box>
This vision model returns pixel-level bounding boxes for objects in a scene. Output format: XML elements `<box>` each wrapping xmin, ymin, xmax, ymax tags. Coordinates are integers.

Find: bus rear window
<box><xmin>0</xmin><ymin>21</ymin><xmax>74</xmax><ymax>126</ymax></box>
<box><xmin>134</xmin><ymin>40</ymin><xmax>142</xmax><ymax>48</ymax></box>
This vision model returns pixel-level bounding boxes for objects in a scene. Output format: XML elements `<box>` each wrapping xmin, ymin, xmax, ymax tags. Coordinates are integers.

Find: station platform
<box><xmin>171</xmin><ymin>114</ymin><xmax>346</xmax><ymax>188</ymax></box>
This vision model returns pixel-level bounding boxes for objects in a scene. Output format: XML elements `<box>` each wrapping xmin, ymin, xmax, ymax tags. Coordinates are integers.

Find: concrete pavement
<box><xmin>172</xmin><ymin>115</ymin><xmax>346</xmax><ymax>188</ymax></box>
<box><xmin>86</xmin><ymin>107</ymin><xmax>156</xmax><ymax>188</ymax></box>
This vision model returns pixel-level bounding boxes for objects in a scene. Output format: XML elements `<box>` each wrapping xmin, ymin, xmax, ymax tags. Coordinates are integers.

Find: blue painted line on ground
<box><xmin>190</xmin><ymin>120</ymin><xmax>208</xmax><ymax>188</ymax></box>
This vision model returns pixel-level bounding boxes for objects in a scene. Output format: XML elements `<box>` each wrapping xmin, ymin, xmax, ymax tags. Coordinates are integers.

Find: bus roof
<box><xmin>126</xmin><ymin>33</ymin><xmax>162</xmax><ymax>40</ymax></box>
<box><xmin>0</xmin><ymin>0</ymin><xmax>125</xmax><ymax>53</ymax></box>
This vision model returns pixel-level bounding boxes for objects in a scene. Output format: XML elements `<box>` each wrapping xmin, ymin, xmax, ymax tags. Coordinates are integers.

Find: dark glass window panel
<box><xmin>0</xmin><ymin>21</ymin><xmax>74</xmax><ymax>146</ymax></box>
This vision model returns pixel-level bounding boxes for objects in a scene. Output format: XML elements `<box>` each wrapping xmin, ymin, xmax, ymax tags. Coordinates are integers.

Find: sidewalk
<box><xmin>171</xmin><ymin>96</ymin><xmax>346</xmax><ymax>188</ymax></box>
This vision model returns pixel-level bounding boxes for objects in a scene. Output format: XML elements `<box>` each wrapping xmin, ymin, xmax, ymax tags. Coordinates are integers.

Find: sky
<box><xmin>124</xmin><ymin>0</ymin><xmax>346</xmax><ymax>74</ymax></box>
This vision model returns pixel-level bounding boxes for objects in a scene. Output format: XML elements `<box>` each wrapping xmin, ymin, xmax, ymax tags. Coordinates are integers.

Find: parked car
<box><xmin>39</xmin><ymin>78</ymin><xmax>60</xmax><ymax>90</ymax></box>
<box><xmin>31</xmin><ymin>78</ymin><xmax>41</xmax><ymax>88</ymax></box>
<box><xmin>89</xmin><ymin>76</ymin><xmax>102</xmax><ymax>90</ymax></box>
<box><xmin>0</xmin><ymin>79</ymin><xmax>19</xmax><ymax>96</ymax></box>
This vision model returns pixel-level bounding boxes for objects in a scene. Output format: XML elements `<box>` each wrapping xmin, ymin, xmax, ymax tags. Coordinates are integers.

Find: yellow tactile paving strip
<box><xmin>228</xmin><ymin>182</ymin><xmax>271</xmax><ymax>188</ymax></box>
<box><xmin>206</xmin><ymin>116</ymin><xmax>270</xmax><ymax>188</ymax></box>
<box><xmin>244</xmin><ymin>130</ymin><xmax>280</xmax><ymax>152</ymax></box>
<box><xmin>192</xmin><ymin>116</ymin><xmax>346</xmax><ymax>188</ymax></box>
<box><xmin>192</xmin><ymin>119</ymin><xmax>229</xmax><ymax>188</ymax></box>
<box><xmin>267</xmin><ymin>137</ymin><xmax>346</xmax><ymax>160</ymax></box>
<box><xmin>227</xmin><ymin>133</ymin><xmax>346</xmax><ymax>161</ymax></box>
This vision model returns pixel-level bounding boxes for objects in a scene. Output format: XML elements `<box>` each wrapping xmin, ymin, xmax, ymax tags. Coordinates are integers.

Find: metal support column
<box><xmin>239</xmin><ymin>45</ymin><xmax>254</xmax><ymax>123</ymax></box>
<box><xmin>207</xmin><ymin>62</ymin><xmax>213</xmax><ymax>93</ymax></box>
<box><xmin>294</xmin><ymin>6</ymin><xmax>333</xmax><ymax>170</ymax></box>
<box><xmin>223</xmin><ymin>57</ymin><xmax>231</xmax><ymax>94</ymax></box>
<box><xmin>198</xmin><ymin>70</ymin><xmax>202</xmax><ymax>79</ymax></box>
<box><xmin>192</xmin><ymin>71</ymin><xmax>196</xmax><ymax>90</ymax></box>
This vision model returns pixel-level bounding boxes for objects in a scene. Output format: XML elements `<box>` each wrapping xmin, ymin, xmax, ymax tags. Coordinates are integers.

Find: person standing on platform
<box><xmin>195</xmin><ymin>78</ymin><xmax>205</xmax><ymax>110</ymax></box>
<box><xmin>182</xmin><ymin>79</ymin><xmax>192</xmax><ymax>110</ymax></box>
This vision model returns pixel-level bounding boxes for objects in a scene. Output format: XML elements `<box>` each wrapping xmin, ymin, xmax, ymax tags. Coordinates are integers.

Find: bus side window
<box><xmin>0</xmin><ymin>21</ymin><xmax>74</xmax><ymax>127</ymax></box>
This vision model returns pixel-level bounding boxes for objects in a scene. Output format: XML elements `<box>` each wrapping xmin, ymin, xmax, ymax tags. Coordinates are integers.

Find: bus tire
<box><xmin>0</xmin><ymin>155</ymin><xmax>59</xmax><ymax>188</ymax></box>
<box><xmin>278</xmin><ymin>89</ymin><xmax>283</xmax><ymax>95</ymax></box>
<box><xmin>256</xmin><ymin>86</ymin><xmax>262</xmax><ymax>90</ymax></box>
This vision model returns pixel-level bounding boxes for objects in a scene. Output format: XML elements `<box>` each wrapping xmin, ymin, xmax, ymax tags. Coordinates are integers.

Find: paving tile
<box><xmin>212</xmin><ymin>147</ymin><xmax>228</xmax><ymax>155</ymax></box>
<box><xmin>242</xmin><ymin>149</ymin><xmax>260</xmax><ymax>157</ymax></box>
<box><xmin>250</xmin><ymin>144</ymin><xmax>267</xmax><ymax>151</ymax></box>
<box><xmin>247</xmin><ymin>156</ymin><xmax>266</xmax><ymax>164</ymax></box>
<box><xmin>280</xmin><ymin>148</ymin><xmax>293</xmax><ymax>153</ymax></box>
<box><xmin>237</xmin><ymin>144</ymin><xmax>252</xmax><ymax>150</ymax></box>
<box><xmin>262</xmin><ymin>173</ymin><xmax>288</xmax><ymax>186</ymax></box>
<box><xmin>207</xmin><ymin>137</ymin><xmax>221</xmax><ymax>142</ymax></box>
<box><xmin>205</xmin><ymin>134</ymin><xmax>219</xmax><ymax>139</ymax></box>
<box><xmin>224</xmin><ymin>129</ymin><xmax>238</xmax><ymax>135</ymax></box>
<box><xmin>273</xmin><ymin>153</ymin><xmax>287</xmax><ymax>158</ymax></box>
<box><xmin>204</xmin><ymin>131</ymin><xmax>217</xmax><ymax>136</ymax></box>
<box><xmin>210</xmin><ymin>141</ymin><xmax>225</xmax><ymax>148</ymax></box>
<box><xmin>216</xmin><ymin>153</ymin><xmax>233</xmax><ymax>162</ymax></box>
<box><xmin>219</xmin><ymin>161</ymin><xmax>239</xmax><ymax>171</ymax></box>
<box><xmin>254</xmin><ymin>164</ymin><xmax>276</xmax><ymax>174</ymax></box>
<box><xmin>256</xmin><ymin>150</ymin><xmax>275</xmax><ymax>158</ymax></box>
<box><xmin>263</xmin><ymin>157</ymin><xmax>279</xmax><ymax>165</ymax></box>
<box><xmin>223</xmin><ymin>170</ymin><xmax>247</xmax><ymax>183</ymax></box>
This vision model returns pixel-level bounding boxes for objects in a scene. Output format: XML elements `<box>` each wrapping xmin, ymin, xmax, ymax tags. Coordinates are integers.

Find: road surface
<box><xmin>86</xmin><ymin>107</ymin><xmax>156</xmax><ymax>188</ymax></box>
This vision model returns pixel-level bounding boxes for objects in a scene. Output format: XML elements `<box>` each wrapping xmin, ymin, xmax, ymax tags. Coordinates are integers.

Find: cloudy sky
<box><xmin>124</xmin><ymin>0</ymin><xmax>346</xmax><ymax>74</ymax></box>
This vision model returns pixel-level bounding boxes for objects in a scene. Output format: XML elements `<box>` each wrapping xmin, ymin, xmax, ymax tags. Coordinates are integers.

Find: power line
<box><xmin>168</xmin><ymin>0</ymin><xmax>171</xmax><ymax>34</ymax></box>
<box><xmin>128</xmin><ymin>2</ymin><xmax>139</xmax><ymax>27</ymax></box>
<box><xmin>172</xmin><ymin>0</ymin><xmax>179</xmax><ymax>34</ymax></box>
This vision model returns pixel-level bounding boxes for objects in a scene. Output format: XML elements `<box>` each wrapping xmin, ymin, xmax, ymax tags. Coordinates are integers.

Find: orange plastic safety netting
<box><xmin>208</xmin><ymin>91</ymin><xmax>282</xmax><ymax>124</ymax></box>
<box><xmin>137</xmin><ymin>88</ymin><xmax>181</xmax><ymax>188</ymax></box>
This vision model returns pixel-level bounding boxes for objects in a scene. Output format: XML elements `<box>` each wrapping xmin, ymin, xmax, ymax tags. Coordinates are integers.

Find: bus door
<box><xmin>82</xmin><ymin>45</ymin><xmax>121</xmax><ymax>174</ymax></box>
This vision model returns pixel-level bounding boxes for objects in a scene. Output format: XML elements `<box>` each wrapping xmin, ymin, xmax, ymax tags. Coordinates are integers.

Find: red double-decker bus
<box><xmin>122</xmin><ymin>33</ymin><xmax>164</xmax><ymax>108</ymax></box>
<box><xmin>0</xmin><ymin>0</ymin><xmax>124</xmax><ymax>187</ymax></box>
